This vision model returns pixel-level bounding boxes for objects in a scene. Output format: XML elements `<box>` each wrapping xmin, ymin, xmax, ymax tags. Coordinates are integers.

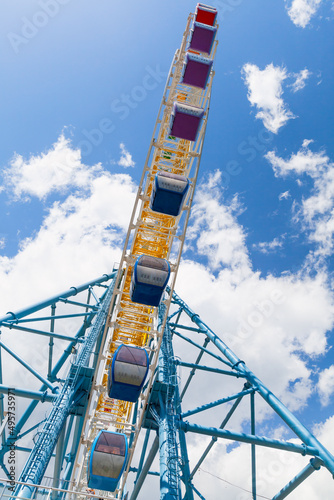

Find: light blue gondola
<box><xmin>150</xmin><ymin>171</ymin><xmax>190</xmax><ymax>216</ymax></box>
<box><xmin>108</xmin><ymin>345</ymin><xmax>149</xmax><ymax>402</ymax></box>
<box><xmin>130</xmin><ymin>255</ymin><xmax>170</xmax><ymax>307</ymax></box>
<box><xmin>88</xmin><ymin>430</ymin><xmax>128</xmax><ymax>492</ymax></box>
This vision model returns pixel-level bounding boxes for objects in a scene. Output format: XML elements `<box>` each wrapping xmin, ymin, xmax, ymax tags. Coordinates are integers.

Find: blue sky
<box><xmin>1</xmin><ymin>0</ymin><xmax>334</xmax><ymax>498</ymax></box>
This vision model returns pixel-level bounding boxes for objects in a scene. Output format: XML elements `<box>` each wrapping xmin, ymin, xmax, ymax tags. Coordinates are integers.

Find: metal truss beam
<box><xmin>15</xmin><ymin>275</ymin><xmax>117</xmax><ymax>498</ymax></box>
<box><xmin>171</xmin><ymin>290</ymin><xmax>334</xmax><ymax>477</ymax></box>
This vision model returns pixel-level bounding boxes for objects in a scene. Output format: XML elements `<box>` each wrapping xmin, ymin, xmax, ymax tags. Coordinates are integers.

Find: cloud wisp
<box><xmin>117</xmin><ymin>143</ymin><xmax>135</xmax><ymax>168</ymax></box>
<box><xmin>289</xmin><ymin>68</ymin><xmax>311</xmax><ymax>92</ymax></box>
<box><xmin>266</xmin><ymin>140</ymin><xmax>334</xmax><ymax>260</ymax></box>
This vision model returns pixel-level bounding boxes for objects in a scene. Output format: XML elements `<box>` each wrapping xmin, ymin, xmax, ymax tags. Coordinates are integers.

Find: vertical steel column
<box><xmin>250</xmin><ymin>391</ymin><xmax>256</xmax><ymax>500</ymax></box>
<box><xmin>51</xmin><ymin>423</ymin><xmax>66</xmax><ymax>499</ymax></box>
<box><xmin>129</xmin><ymin>435</ymin><xmax>159</xmax><ymax>500</ymax></box>
<box><xmin>48</xmin><ymin>304</ymin><xmax>56</xmax><ymax>380</ymax></box>
<box><xmin>158</xmin><ymin>304</ymin><xmax>180</xmax><ymax>500</ymax></box>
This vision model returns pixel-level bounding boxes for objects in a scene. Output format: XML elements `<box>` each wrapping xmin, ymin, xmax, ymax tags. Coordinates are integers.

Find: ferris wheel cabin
<box><xmin>150</xmin><ymin>171</ymin><xmax>190</xmax><ymax>216</ymax></box>
<box><xmin>130</xmin><ymin>255</ymin><xmax>170</xmax><ymax>306</ymax></box>
<box><xmin>108</xmin><ymin>344</ymin><xmax>149</xmax><ymax>402</ymax></box>
<box><xmin>169</xmin><ymin>102</ymin><xmax>204</xmax><ymax>141</ymax></box>
<box><xmin>195</xmin><ymin>3</ymin><xmax>217</xmax><ymax>26</ymax></box>
<box><xmin>88</xmin><ymin>431</ymin><xmax>128</xmax><ymax>492</ymax></box>
<box><xmin>181</xmin><ymin>52</ymin><xmax>213</xmax><ymax>89</ymax></box>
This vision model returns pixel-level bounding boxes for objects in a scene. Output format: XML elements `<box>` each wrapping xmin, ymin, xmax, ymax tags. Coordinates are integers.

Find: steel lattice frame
<box><xmin>0</xmin><ymin>5</ymin><xmax>333</xmax><ymax>500</ymax></box>
<box><xmin>0</xmin><ymin>275</ymin><xmax>333</xmax><ymax>499</ymax></box>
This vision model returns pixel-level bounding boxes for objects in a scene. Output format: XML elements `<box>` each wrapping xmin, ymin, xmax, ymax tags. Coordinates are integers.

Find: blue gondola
<box><xmin>150</xmin><ymin>171</ymin><xmax>190</xmax><ymax>216</ymax></box>
<box><xmin>88</xmin><ymin>430</ymin><xmax>128</xmax><ymax>492</ymax></box>
<box><xmin>130</xmin><ymin>255</ymin><xmax>170</xmax><ymax>306</ymax></box>
<box><xmin>108</xmin><ymin>344</ymin><xmax>149</xmax><ymax>402</ymax></box>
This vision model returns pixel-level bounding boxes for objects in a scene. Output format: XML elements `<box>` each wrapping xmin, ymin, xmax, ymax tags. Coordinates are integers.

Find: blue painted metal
<box><xmin>15</xmin><ymin>275</ymin><xmax>117</xmax><ymax>498</ymax></box>
<box><xmin>59</xmin><ymin>413</ymin><xmax>85</xmax><ymax>495</ymax></box>
<box><xmin>0</xmin><ymin>273</ymin><xmax>113</xmax><ymax>326</ymax></box>
<box><xmin>14</xmin><ymin>312</ymin><xmax>91</xmax><ymax>323</ymax></box>
<box><xmin>179</xmin><ymin>338</ymin><xmax>210</xmax><ymax>401</ymax></box>
<box><xmin>129</xmin><ymin>435</ymin><xmax>159</xmax><ymax>500</ymax></box>
<box><xmin>189</xmin><ymin>383</ymin><xmax>250</xmax><ymax>481</ymax></box>
<box><xmin>0</xmin><ymin>340</ymin><xmax>58</xmax><ymax>393</ymax></box>
<box><xmin>0</xmin><ymin>296</ymin><xmax>97</xmax><ymax>466</ymax></box>
<box><xmin>250</xmin><ymin>391</ymin><xmax>256</xmax><ymax>500</ymax></box>
<box><xmin>172</xmin><ymin>329</ymin><xmax>231</xmax><ymax>366</ymax></box>
<box><xmin>181</xmin><ymin>387</ymin><xmax>255</xmax><ymax>418</ymax></box>
<box><xmin>168</xmin><ymin>323</ymin><xmax>206</xmax><ymax>334</ymax></box>
<box><xmin>272</xmin><ymin>457</ymin><xmax>323</xmax><ymax>499</ymax></box>
<box><xmin>175</xmin><ymin>359</ymin><xmax>245</xmax><ymax>378</ymax></box>
<box><xmin>108</xmin><ymin>344</ymin><xmax>149</xmax><ymax>402</ymax></box>
<box><xmin>58</xmin><ymin>298</ymin><xmax>98</xmax><ymax>309</ymax></box>
<box><xmin>52</xmin><ymin>423</ymin><xmax>66</xmax><ymax>498</ymax></box>
<box><xmin>150</xmin><ymin>171</ymin><xmax>190</xmax><ymax>217</ymax></box>
<box><xmin>179</xmin><ymin>421</ymin><xmax>318</xmax><ymax>456</ymax></box>
<box><xmin>158</xmin><ymin>304</ymin><xmax>180</xmax><ymax>500</ymax></box>
<box><xmin>1</xmin><ymin>321</ymin><xmax>84</xmax><ymax>342</ymax></box>
<box><xmin>16</xmin><ymin>421</ymin><xmax>46</xmax><ymax>440</ymax></box>
<box><xmin>173</xmin><ymin>376</ymin><xmax>193</xmax><ymax>500</ymax></box>
<box><xmin>135</xmin><ymin>428</ymin><xmax>151</xmax><ymax>483</ymax></box>
<box><xmin>171</xmin><ymin>290</ymin><xmax>334</xmax><ymax>476</ymax></box>
<box><xmin>0</xmin><ymin>273</ymin><xmax>116</xmax><ymax>492</ymax></box>
<box><xmin>190</xmin><ymin>483</ymin><xmax>206</xmax><ymax>500</ymax></box>
<box><xmin>0</xmin><ymin>385</ymin><xmax>55</xmax><ymax>402</ymax></box>
<box><xmin>130</xmin><ymin>256</ymin><xmax>171</xmax><ymax>307</ymax></box>
<box><xmin>88</xmin><ymin>431</ymin><xmax>128</xmax><ymax>492</ymax></box>
<box><xmin>48</xmin><ymin>303</ymin><xmax>56</xmax><ymax>380</ymax></box>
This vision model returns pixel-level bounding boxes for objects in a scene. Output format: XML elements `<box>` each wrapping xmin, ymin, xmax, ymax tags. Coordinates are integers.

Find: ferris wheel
<box><xmin>0</xmin><ymin>4</ymin><xmax>333</xmax><ymax>500</ymax></box>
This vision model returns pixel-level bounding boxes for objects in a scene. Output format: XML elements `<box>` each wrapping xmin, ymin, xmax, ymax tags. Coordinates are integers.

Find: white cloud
<box><xmin>318</xmin><ymin>365</ymin><xmax>334</xmax><ymax>406</ymax></box>
<box><xmin>2</xmin><ymin>134</ymin><xmax>101</xmax><ymax>201</ymax></box>
<box><xmin>253</xmin><ymin>236</ymin><xmax>285</xmax><ymax>254</ymax></box>
<box><xmin>186</xmin><ymin>171</ymin><xmax>251</xmax><ymax>277</ymax></box>
<box><xmin>279</xmin><ymin>190</ymin><xmax>291</xmax><ymax>200</ymax></box>
<box><xmin>0</xmin><ymin>176</ymin><xmax>136</xmax><ymax>313</ymax></box>
<box><xmin>286</xmin><ymin>0</ymin><xmax>323</xmax><ymax>28</ymax></box>
<box><xmin>242</xmin><ymin>63</ymin><xmax>295</xmax><ymax>134</ymax></box>
<box><xmin>290</xmin><ymin>68</ymin><xmax>311</xmax><ymax>92</ymax></box>
<box><xmin>118</xmin><ymin>142</ymin><xmax>135</xmax><ymax>168</ymax></box>
<box><xmin>265</xmin><ymin>141</ymin><xmax>334</xmax><ymax>258</ymax></box>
